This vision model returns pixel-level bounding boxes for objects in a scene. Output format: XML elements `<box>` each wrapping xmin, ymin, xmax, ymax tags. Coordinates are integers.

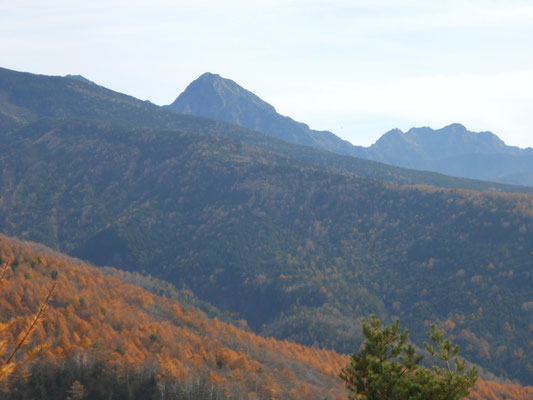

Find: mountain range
<box><xmin>1</xmin><ymin>67</ymin><xmax>530</xmax><ymax>193</ymax></box>
<box><xmin>167</xmin><ymin>72</ymin><xmax>533</xmax><ymax>186</ymax></box>
<box><xmin>0</xmin><ymin>66</ymin><xmax>532</xmax><ymax>387</ymax></box>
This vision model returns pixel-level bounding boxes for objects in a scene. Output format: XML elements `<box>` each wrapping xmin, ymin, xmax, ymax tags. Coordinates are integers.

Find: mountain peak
<box><xmin>371</xmin><ymin>123</ymin><xmax>512</xmax><ymax>164</ymax></box>
<box><xmin>166</xmin><ymin>72</ymin><xmax>276</xmax><ymax>118</ymax></box>
<box><xmin>442</xmin><ymin>122</ymin><xmax>467</xmax><ymax>131</ymax></box>
<box><xmin>380</xmin><ymin>128</ymin><xmax>404</xmax><ymax>137</ymax></box>
<box><xmin>65</xmin><ymin>74</ymin><xmax>96</xmax><ymax>85</ymax></box>
<box><xmin>165</xmin><ymin>73</ymin><xmax>366</xmax><ymax>154</ymax></box>
<box><xmin>197</xmin><ymin>72</ymin><xmax>222</xmax><ymax>81</ymax></box>
<box><xmin>194</xmin><ymin>72</ymin><xmax>229</xmax><ymax>87</ymax></box>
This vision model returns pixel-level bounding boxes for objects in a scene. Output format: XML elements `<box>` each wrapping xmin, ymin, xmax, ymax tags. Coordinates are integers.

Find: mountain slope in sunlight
<box><xmin>0</xmin><ymin>234</ymin><xmax>346</xmax><ymax>399</ymax></box>
<box><xmin>1</xmin><ymin>234</ymin><xmax>532</xmax><ymax>399</ymax></box>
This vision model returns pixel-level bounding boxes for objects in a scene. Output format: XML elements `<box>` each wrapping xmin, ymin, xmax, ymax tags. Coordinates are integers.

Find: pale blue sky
<box><xmin>1</xmin><ymin>0</ymin><xmax>533</xmax><ymax>147</ymax></box>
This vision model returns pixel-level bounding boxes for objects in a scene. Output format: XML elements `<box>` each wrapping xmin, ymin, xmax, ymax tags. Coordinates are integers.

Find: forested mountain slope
<box><xmin>0</xmin><ymin>234</ymin><xmax>347</xmax><ymax>399</ymax></box>
<box><xmin>1</xmin><ymin>235</ymin><xmax>532</xmax><ymax>399</ymax></box>
<box><xmin>1</xmin><ymin>66</ymin><xmax>529</xmax><ymax>193</ymax></box>
<box><xmin>0</xmin><ymin>117</ymin><xmax>532</xmax><ymax>383</ymax></box>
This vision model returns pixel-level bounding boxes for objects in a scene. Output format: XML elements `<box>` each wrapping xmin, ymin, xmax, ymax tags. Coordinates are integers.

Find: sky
<box><xmin>1</xmin><ymin>0</ymin><xmax>533</xmax><ymax>147</ymax></box>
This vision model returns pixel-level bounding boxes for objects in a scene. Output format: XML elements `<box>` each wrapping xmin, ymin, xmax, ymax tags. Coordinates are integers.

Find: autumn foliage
<box><xmin>0</xmin><ymin>235</ymin><xmax>346</xmax><ymax>399</ymax></box>
<box><xmin>0</xmin><ymin>234</ymin><xmax>531</xmax><ymax>399</ymax></box>
<box><xmin>469</xmin><ymin>378</ymin><xmax>533</xmax><ymax>400</ymax></box>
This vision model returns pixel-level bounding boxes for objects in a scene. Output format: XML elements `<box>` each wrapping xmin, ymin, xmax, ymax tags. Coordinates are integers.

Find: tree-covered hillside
<box><xmin>1</xmin><ymin>66</ymin><xmax>530</xmax><ymax>193</ymax></box>
<box><xmin>0</xmin><ymin>117</ymin><xmax>532</xmax><ymax>384</ymax></box>
<box><xmin>0</xmin><ymin>234</ymin><xmax>347</xmax><ymax>399</ymax></box>
<box><xmin>2</xmin><ymin>235</ymin><xmax>532</xmax><ymax>399</ymax></box>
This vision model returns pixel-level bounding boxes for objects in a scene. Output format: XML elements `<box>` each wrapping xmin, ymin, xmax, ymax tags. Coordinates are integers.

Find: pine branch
<box><xmin>0</xmin><ymin>281</ymin><xmax>56</xmax><ymax>376</ymax></box>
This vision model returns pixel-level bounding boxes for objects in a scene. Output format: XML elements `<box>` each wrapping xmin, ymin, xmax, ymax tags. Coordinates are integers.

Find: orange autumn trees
<box><xmin>468</xmin><ymin>378</ymin><xmax>533</xmax><ymax>400</ymax></box>
<box><xmin>0</xmin><ymin>258</ymin><xmax>55</xmax><ymax>383</ymax></box>
<box><xmin>0</xmin><ymin>235</ymin><xmax>347</xmax><ymax>399</ymax></box>
<box><xmin>0</xmin><ymin>233</ymin><xmax>532</xmax><ymax>400</ymax></box>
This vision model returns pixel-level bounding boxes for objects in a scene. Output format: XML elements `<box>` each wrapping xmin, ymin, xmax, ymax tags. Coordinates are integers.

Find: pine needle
<box><xmin>0</xmin><ymin>282</ymin><xmax>56</xmax><ymax>371</ymax></box>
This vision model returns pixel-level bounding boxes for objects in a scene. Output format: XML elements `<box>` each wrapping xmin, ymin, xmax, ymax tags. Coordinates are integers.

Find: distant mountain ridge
<box><xmin>3</xmin><ymin>66</ymin><xmax>527</xmax><ymax>194</ymax></box>
<box><xmin>367</xmin><ymin>124</ymin><xmax>533</xmax><ymax>185</ymax></box>
<box><xmin>166</xmin><ymin>72</ymin><xmax>367</xmax><ymax>157</ymax></box>
<box><xmin>167</xmin><ymin>73</ymin><xmax>533</xmax><ymax>186</ymax></box>
<box><xmin>371</xmin><ymin>124</ymin><xmax>512</xmax><ymax>161</ymax></box>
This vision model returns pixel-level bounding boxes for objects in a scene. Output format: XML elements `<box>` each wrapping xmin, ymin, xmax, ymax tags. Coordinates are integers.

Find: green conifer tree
<box><xmin>340</xmin><ymin>315</ymin><xmax>477</xmax><ymax>400</ymax></box>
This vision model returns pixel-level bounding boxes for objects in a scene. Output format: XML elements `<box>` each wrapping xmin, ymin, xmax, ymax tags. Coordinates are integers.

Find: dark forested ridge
<box><xmin>1</xmin><ymin>67</ymin><xmax>533</xmax><ymax>385</ymax></box>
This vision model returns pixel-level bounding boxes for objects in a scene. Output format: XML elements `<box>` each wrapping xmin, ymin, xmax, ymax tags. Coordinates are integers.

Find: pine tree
<box><xmin>340</xmin><ymin>315</ymin><xmax>477</xmax><ymax>400</ymax></box>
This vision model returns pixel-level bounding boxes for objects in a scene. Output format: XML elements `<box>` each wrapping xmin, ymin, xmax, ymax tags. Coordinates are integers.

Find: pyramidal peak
<box><xmin>167</xmin><ymin>72</ymin><xmax>275</xmax><ymax>116</ymax></box>
<box><xmin>194</xmin><ymin>72</ymin><xmax>238</xmax><ymax>92</ymax></box>
<box><xmin>197</xmin><ymin>71</ymin><xmax>220</xmax><ymax>80</ymax></box>
<box><xmin>65</xmin><ymin>74</ymin><xmax>96</xmax><ymax>85</ymax></box>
